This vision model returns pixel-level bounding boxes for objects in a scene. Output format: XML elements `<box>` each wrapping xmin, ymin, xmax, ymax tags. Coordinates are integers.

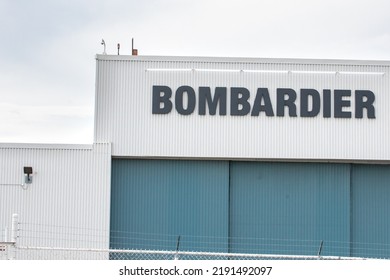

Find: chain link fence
<box><xmin>1</xmin><ymin>215</ymin><xmax>389</xmax><ymax>260</ymax></box>
<box><xmin>11</xmin><ymin>246</ymin><xmax>367</xmax><ymax>260</ymax></box>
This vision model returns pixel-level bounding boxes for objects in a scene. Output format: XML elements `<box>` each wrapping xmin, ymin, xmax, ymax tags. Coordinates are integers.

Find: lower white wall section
<box><xmin>0</xmin><ymin>143</ymin><xmax>111</xmax><ymax>259</ymax></box>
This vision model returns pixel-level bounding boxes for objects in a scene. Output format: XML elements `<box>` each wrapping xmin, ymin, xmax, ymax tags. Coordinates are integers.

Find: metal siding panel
<box><xmin>351</xmin><ymin>164</ymin><xmax>390</xmax><ymax>258</ymax></box>
<box><xmin>229</xmin><ymin>162</ymin><xmax>350</xmax><ymax>256</ymax></box>
<box><xmin>110</xmin><ymin>159</ymin><xmax>229</xmax><ymax>255</ymax></box>
<box><xmin>95</xmin><ymin>56</ymin><xmax>390</xmax><ymax>161</ymax></box>
<box><xmin>0</xmin><ymin>143</ymin><xmax>112</xmax><ymax>259</ymax></box>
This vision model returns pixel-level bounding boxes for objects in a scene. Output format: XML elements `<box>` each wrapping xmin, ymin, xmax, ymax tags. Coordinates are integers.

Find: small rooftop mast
<box><xmin>132</xmin><ymin>38</ymin><xmax>138</xmax><ymax>56</ymax></box>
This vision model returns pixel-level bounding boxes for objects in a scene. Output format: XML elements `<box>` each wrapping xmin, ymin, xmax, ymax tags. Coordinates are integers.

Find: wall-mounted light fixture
<box><xmin>24</xmin><ymin>166</ymin><xmax>33</xmax><ymax>184</ymax></box>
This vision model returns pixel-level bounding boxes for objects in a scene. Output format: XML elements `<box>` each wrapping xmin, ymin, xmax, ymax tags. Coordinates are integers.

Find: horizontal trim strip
<box><xmin>146</xmin><ymin>68</ymin><xmax>385</xmax><ymax>75</ymax></box>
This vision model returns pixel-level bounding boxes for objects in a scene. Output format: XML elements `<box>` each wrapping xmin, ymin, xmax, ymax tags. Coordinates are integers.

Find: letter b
<box><xmin>231</xmin><ymin>87</ymin><xmax>250</xmax><ymax>116</ymax></box>
<box><xmin>152</xmin><ymin>86</ymin><xmax>172</xmax><ymax>114</ymax></box>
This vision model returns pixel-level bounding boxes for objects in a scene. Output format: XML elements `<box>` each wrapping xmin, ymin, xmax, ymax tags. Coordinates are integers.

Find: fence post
<box><xmin>174</xmin><ymin>235</ymin><xmax>181</xmax><ymax>260</ymax></box>
<box><xmin>11</xmin><ymin>214</ymin><xmax>19</xmax><ymax>243</ymax></box>
<box><xmin>9</xmin><ymin>214</ymin><xmax>19</xmax><ymax>259</ymax></box>
<box><xmin>317</xmin><ymin>240</ymin><xmax>323</xmax><ymax>259</ymax></box>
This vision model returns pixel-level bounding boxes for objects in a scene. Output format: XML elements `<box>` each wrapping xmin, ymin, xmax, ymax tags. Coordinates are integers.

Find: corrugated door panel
<box><xmin>351</xmin><ymin>164</ymin><xmax>390</xmax><ymax>258</ymax></box>
<box><xmin>230</xmin><ymin>162</ymin><xmax>350</xmax><ymax>256</ymax></box>
<box><xmin>110</xmin><ymin>159</ymin><xmax>229</xmax><ymax>256</ymax></box>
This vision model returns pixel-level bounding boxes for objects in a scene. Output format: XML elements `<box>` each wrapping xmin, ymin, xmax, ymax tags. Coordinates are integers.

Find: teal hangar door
<box><xmin>110</xmin><ymin>159</ymin><xmax>229</xmax><ymax>257</ymax></box>
<box><xmin>110</xmin><ymin>159</ymin><xmax>390</xmax><ymax>259</ymax></box>
<box><xmin>351</xmin><ymin>164</ymin><xmax>390</xmax><ymax>258</ymax></box>
<box><xmin>229</xmin><ymin>162</ymin><xmax>351</xmax><ymax>257</ymax></box>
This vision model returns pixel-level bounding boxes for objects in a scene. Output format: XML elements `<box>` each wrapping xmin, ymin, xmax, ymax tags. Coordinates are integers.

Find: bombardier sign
<box><xmin>152</xmin><ymin>86</ymin><xmax>376</xmax><ymax>119</ymax></box>
<box><xmin>95</xmin><ymin>55</ymin><xmax>390</xmax><ymax>159</ymax></box>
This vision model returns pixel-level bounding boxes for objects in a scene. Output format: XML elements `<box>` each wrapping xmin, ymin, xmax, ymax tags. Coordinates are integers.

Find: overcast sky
<box><xmin>1</xmin><ymin>0</ymin><xmax>390</xmax><ymax>144</ymax></box>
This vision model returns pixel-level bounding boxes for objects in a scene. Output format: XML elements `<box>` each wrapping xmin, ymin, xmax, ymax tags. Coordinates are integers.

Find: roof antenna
<box><xmin>101</xmin><ymin>39</ymin><xmax>106</xmax><ymax>55</ymax></box>
<box><xmin>117</xmin><ymin>43</ymin><xmax>120</xmax><ymax>55</ymax></box>
<box><xmin>132</xmin><ymin>38</ymin><xmax>138</xmax><ymax>56</ymax></box>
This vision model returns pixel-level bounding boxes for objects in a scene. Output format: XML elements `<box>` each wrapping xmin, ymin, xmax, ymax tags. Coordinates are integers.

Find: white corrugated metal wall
<box><xmin>95</xmin><ymin>55</ymin><xmax>390</xmax><ymax>162</ymax></box>
<box><xmin>0</xmin><ymin>143</ymin><xmax>111</xmax><ymax>259</ymax></box>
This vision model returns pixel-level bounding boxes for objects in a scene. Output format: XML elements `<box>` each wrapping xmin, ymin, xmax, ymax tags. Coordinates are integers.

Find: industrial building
<box><xmin>1</xmin><ymin>54</ymin><xmax>390</xmax><ymax>259</ymax></box>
